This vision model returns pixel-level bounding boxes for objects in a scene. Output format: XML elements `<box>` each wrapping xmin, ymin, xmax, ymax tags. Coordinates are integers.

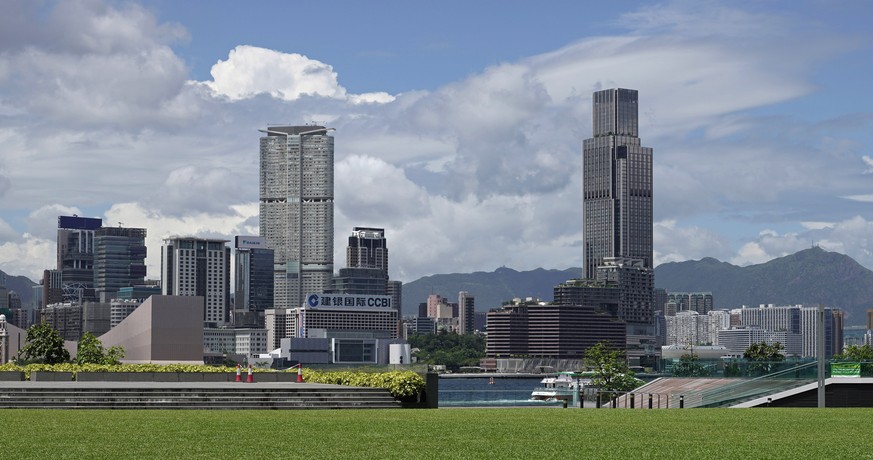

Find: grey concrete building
<box><xmin>259</xmin><ymin>125</ymin><xmax>335</xmax><ymax>310</ymax></box>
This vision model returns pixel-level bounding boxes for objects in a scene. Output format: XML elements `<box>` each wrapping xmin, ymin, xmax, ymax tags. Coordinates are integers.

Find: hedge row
<box><xmin>0</xmin><ymin>363</ymin><xmax>426</xmax><ymax>399</ymax></box>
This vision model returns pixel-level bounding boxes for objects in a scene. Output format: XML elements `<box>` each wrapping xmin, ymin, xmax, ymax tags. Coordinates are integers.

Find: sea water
<box><xmin>438</xmin><ymin>376</ymin><xmax>565</xmax><ymax>407</ymax></box>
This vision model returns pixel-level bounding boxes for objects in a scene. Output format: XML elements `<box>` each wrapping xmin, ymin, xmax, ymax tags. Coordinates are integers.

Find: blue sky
<box><xmin>1</xmin><ymin>0</ymin><xmax>872</xmax><ymax>296</ymax></box>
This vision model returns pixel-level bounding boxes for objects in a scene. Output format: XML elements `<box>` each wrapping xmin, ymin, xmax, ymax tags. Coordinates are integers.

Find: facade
<box><xmin>717</xmin><ymin>327</ymin><xmax>803</xmax><ymax>357</ymax></box>
<box><xmin>99</xmin><ymin>295</ymin><xmax>204</xmax><ymax>364</ymax></box>
<box><xmin>667</xmin><ymin>292</ymin><xmax>714</xmax><ymax>314</ymax></box>
<box><xmin>332</xmin><ymin>268</ymin><xmax>387</xmax><ymax>296</ymax></box>
<box><xmin>458</xmin><ymin>291</ymin><xmax>475</xmax><ymax>334</ymax></box>
<box><xmin>595</xmin><ymin>258</ymin><xmax>655</xmax><ymax>329</ymax></box>
<box><xmin>582</xmin><ymin>88</ymin><xmax>653</xmax><ymax>278</ymax></box>
<box><xmin>110</xmin><ymin>298</ymin><xmax>144</xmax><ymax>328</ymax></box>
<box><xmin>57</xmin><ymin>215</ymin><xmax>102</xmax><ymax>302</ymax></box>
<box><xmin>346</xmin><ymin>227</ymin><xmax>388</xmax><ymax>274</ymax></box>
<box><xmin>485</xmin><ymin>302</ymin><xmax>626</xmax><ymax>359</ymax></box>
<box><xmin>203</xmin><ymin>327</ymin><xmax>268</xmax><ymax>356</ymax></box>
<box><xmin>161</xmin><ymin>237</ymin><xmax>230</xmax><ymax>326</ymax></box>
<box><xmin>265</xmin><ymin>308</ymin><xmax>295</xmax><ymax>352</ymax></box>
<box><xmin>41</xmin><ymin>301</ymin><xmax>110</xmax><ymax>341</ymax></box>
<box><xmin>41</xmin><ymin>269</ymin><xmax>64</xmax><ymax>308</ymax></box>
<box><xmin>259</xmin><ymin>125</ymin><xmax>335</xmax><ymax>310</ymax></box>
<box><xmin>233</xmin><ymin>236</ymin><xmax>275</xmax><ymax>327</ymax></box>
<box><xmin>665</xmin><ymin>310</ymin><xmax>731</xmax><ymax>347</ymax></box>
<box><xmin>93</xmin><ymin>226</ymin><xmax>147</xmax><ymax>302</ymax></box>
<box><xmin>733</xmin><ymin>304</ymin><xmax>843</xmax><ymax>358</ymax></box>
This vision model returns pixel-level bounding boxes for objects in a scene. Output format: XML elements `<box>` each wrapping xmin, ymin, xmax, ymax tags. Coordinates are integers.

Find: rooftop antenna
<box><xmin>118</xmin><ymin>222</ymin><xmax>124</xmax><ymax>227</ymax></box>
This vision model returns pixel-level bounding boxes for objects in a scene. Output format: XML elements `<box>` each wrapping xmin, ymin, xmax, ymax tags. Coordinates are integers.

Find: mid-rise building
<box><xmin>485</xmin><ymin>301</ymin><xmax>626</xmax><ymax>359</ymax></box>
<box><xmin>259</xmin><ymin>125</ymin><xmax>335</xmax><ymax>310</ymax></box>
<box><xmin>233</xmin><ymin>236</ymin><xmax>274</xmax><ymax>327</ymax></box>
<box><xmin>161</xmin><ymin>237</ymin><xmax>230</xmax><ymax>326</ymax></box>
<box><xmin>717</xmin><ymin>327</ymin><xmax>803</xmax><ymax>357</ymax></box>
<box><xmin>93</xmin><ymin>226</ymin><xmax>147</xmax><ymax>302</ymax></box>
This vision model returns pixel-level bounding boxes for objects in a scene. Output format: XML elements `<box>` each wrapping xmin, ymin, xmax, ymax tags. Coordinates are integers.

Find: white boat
<box><xmin>530</xmin><ymin>372</ymin><xmax>588</xmax><ymax>401</ymax></box>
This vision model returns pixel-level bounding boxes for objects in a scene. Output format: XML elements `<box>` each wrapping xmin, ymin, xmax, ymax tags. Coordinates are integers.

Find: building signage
<box><xmin>305</xmin><ymin>294</ymin><xmax>392</xmax><ymax>309</ymax></box>
<box><xmin>831</xmin><ymin>362</ymin><xmax>861</xmax><ymax>378</ymax></box>
<box><xmin>235</xmin><ymin>236</ymin><xmax>267</xmax><ymax>249</ymax></box>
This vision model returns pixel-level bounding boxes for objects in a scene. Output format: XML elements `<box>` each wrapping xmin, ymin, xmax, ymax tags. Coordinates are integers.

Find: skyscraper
<box><xmin>93</xmin><ymin>226</ymin><xmax>147</xmax><ymax>302</ymax></box>
<box><xmin>161</xmin><ymin>237</ymin><xmax>230</xmax><ymax>326</ymax></box>
<box><xmin>57</xmin><ymin>215</ymin><xmax>102</xmax><ymax>302</ymax></box>
<box><xmin>458</xmin><ymin>291</ymin><xmax>475</xmax><ymax>334</ymax></box>
<box><xmin>346</xmin><ymin>227</ymin><xmax>388</xmax><ymax>275</ymax></box>
<box><xmin>233</xmin><ymin>236</ymin><xmax>274</xmax><ymax>327</ymax></box>
<box><xmin>582</xmin><ymin>89</ymin><xmax>653</xmax><ymax>279</ymax></box>
<box><xmin>259</xmin><ymin>125</ymin><xmax>335</xmax><ymax>309</ymax></box>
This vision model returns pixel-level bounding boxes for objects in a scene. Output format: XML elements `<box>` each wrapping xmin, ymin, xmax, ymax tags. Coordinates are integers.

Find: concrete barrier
<box><xmin>0</xmin><ymin>371</ymin><xmax>25</xmax><ymax>381</ymax></box>
<box><xmin>31</xmin><ymin>371</ymin><xmax>74</xmax><ymax>381</ymax></box>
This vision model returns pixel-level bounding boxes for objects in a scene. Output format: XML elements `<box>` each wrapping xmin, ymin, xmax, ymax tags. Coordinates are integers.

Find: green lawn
<box><xmin>1</xmin><ymin>408</ymin><xmax>870</xmax><ymax>459</ymax></box>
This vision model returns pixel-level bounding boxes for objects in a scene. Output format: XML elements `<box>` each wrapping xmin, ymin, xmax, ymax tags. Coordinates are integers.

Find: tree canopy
<box><xmin>743</xmin><ymin>342</ymin><xmax>785</xmax><ymax>362</ymax></box>
<box><xmin>834</xmin><ymin>344</ymin><xmax>873</xmax><ymax>361</ymax></box>
<box><xmin>671</xmin><ymin>353</ymin><xmax>711</xmax><ymax>377</ymax></box>
<box><xmin>407</xmin><ymin>332</ymin><xmax>485</xmax><ymax>371</ymax></box>
<box><xmin>77</xmin><ymin>332</ymin><xmax>125</xmax><ymax>365</ymax></box>
<box><xmin>584</xmin><ymin>342</ymin><xmax>642</xmax><ymax>397</ymax></box>
<box><xmin>18</xmin><ymin>322</ymin><xmax>70</xmax><ymax>364</ymax></box>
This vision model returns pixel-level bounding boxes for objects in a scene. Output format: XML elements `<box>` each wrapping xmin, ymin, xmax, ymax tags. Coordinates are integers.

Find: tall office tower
<box><xmin>458</xmin><ymin>291</ymin><xmax>475</xmax><ymax>334</ymax></box>
<box><xmin>93</xmin><ymin>226</ymin><xmax>147</xmax><ymax>302</ymax></box>
<box><xmin>57</xmin><ymin>215</ymin><xmax>102</xmax><ymax>302</ymax></box>
<box><xmin>161</xmin><ymin>237</ymin><xmax>230</xmax><ymax>326</ymax></box>
<box><xmin>346</xmin><ymin>227</ymin><xmax>388</xmax><ymax>275</ymax></box>
<box><xmin>233</xmin><ymin>236</ymin><xmax>275</xmax><ymax>327</ymax></box>
<box><xmin>582</xmin><ymin>89</ymin><xmax>653</xmax><ymax>279</ymax></box>
<box><xmin>41</xmin><ymin>269</ymin><xmax>64</xmax><ymax>308</ymax></box>
<box><xmin>260</xmin><ymin>125</ymin><xmax>335</xmax><ymax>310</ymax></box>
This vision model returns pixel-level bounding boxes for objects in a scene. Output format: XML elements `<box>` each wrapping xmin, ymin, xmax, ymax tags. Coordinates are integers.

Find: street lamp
<box><xmin>258</xmin><ymin>126</ymin><xmax>335</xmax><ymax>309</ymax></box>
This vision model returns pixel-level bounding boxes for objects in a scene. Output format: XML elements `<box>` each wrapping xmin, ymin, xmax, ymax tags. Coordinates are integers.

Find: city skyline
<box><xmin>1</xmin><ymin>1</ymin><xmax>872</xmax><ymax>286</ymax></box>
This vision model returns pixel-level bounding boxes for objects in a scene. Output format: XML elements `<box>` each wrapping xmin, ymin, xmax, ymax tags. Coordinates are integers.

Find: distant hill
<box><xmin>654</xmin><ymin>247</ymin><xmax>873</xmax><ymax>324</ymax></box>
<box><xmin>0</xmin><ymin>270</ymin><xmax>38</xmax><ymax>307</ymax></box>
<box><xmin>401</xmin><ymin>267</ymin><xmax>581</xmax><ymax>315</ymax></box>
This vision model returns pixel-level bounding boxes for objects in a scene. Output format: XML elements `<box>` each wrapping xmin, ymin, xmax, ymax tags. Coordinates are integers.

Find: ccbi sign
<box><xmin>306</xmin><ymin>294</ymin><xmax>392</xmax><ymax>309</ymax></box>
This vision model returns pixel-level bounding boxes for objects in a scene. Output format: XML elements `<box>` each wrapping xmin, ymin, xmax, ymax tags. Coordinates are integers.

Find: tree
<box><xmin>834</xmin><ymin>345</ymin><xmax>873</xmax><ymax>377</ymax></box>
<box><xmin>76</xmin><ymin>332</ymin><xmax>125</xmax><ymax>365</ymax></box>
<box><xmin>834</xmin><ymin>344</ymin><xmax>873</xmax><ymax>361</ymax></box>
<box><xmin>584</xmin><ymin>342</ymin><xmax>642</xmax><ymax>403</ymax></box>
<box><xmin>743</xmin><ymin>341</ymin><xmax>785</xmax><ymax>375</ymax></box>
<box><xmin>671</xmin><ymin>353</ymin><xmax>711</xmax><ymax>377</ymax></box>
<box><xmin>18</xmin><ymin>322</ymin><xmax>70</xmax><ymax>364</ymax></box>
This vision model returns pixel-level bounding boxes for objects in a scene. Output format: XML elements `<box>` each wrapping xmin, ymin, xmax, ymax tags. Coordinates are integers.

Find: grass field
<box><xmin>1</xmin><ymin>408</ymin><xmax>870</xmax><ymax>459</ymax></box>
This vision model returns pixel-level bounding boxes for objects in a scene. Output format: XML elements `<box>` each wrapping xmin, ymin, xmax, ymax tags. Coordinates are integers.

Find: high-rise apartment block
<box><xmin>93</xmin><ymin>226</ymin><xmax>147</xmax><ymax>302</ymax></box>
<box><xmin>582</xmin><ymin>88</ymin><xmax>653</xmax><ymax>278</ymax></box>
<box><xmin>667</xmin><ymin>292</ymin><xmax>714</xmax><ymax>315</ymax></box>
<box><xmin>259</xmin><ymin>125</ymin><xmax>335</xmax><ymax>310</ymax></box>
<box><xmin>161</xmin><ymin>237</ymin><xmax>230</xmax><ymax>326</ymax></box>
<box><xmin>233</xmin><ymin>236</ymin><xmax>274</xmax><ymax>327</ymax></box>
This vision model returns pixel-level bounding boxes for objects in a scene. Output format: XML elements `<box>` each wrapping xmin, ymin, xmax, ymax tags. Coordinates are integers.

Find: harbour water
<box><xmin>438</xmin><ymin>375</ymin><xmax>565</xmax><ymax>407</ymax></box>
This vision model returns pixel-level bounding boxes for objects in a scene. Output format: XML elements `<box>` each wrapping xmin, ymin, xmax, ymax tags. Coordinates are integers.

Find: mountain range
<box><xmin>400</xmin><ymin>266</ymin><xmax>581</xmax><ymax>315</ymax></box>
<box><xmin>400</xmin><ymin>247</ymin><xmax>873</xmax><ymax>325</ymax></box>
<box><xmin>4</xmin><ymin>247</ymin><xmax>871</xmax><ymax>325</ymax></box>
<box><xmin>0</xmin><ymin>270</ymin><xmax>38</xmax><ymax>308</ymax></box>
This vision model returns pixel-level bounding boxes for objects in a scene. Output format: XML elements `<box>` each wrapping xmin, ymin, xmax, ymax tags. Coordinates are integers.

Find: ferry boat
<box><xmin>530</xmin><ymin>372</ymin><xmax>590</xmax><ymax>401</ymax></box>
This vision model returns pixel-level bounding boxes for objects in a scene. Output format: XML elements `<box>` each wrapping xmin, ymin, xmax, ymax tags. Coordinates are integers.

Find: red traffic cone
<box><xmin>296</xmin><ymin>363</ymin><xmax>303</xmax><ymax>383</ymax></box>
<box><xmin>235</xmin><ymin>364</ymin><xmax>242</xmax><ymax>382</ymax></box>
<box><xmin>246</xmin><ymin>364</ymin><xmax>254</xmax><ymax>383</ymax></box>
